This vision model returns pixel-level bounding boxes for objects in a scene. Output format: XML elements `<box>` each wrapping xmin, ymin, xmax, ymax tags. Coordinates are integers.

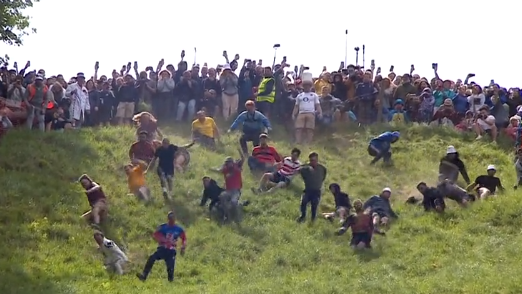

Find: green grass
<box><xmin>1</xmin><ymin>123</ymin><xmax>522</xmax><ymax>294</ymax></box>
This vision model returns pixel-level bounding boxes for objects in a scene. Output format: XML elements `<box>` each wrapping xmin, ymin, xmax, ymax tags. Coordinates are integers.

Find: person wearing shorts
<box><xmin>466</xmin><ymin>164</ymin><xmax>504</xmax><ymax>200</ymax></box>
<box><xmin>292</xmin><ymin>80</ymin><xmax>322</xmax><ymax>144</ymax></box>
<box><xmin>79</xmin><ymin>174</ymin><xmax>108</xmax><ymax>226</ymax></box>
<box><xmin>337</xmin><ymin>200</ymin><xmax>375</xmax><ymax>249</ymax></box>
<box><xmin>251</xmin><ymin>149</ymin><xmax>302</xmax><ymax>195</ymax></box>
<box><xmin>116</xmin><ymin>102</ymin><xmax>135</xmax><ymax>122</ymax></box>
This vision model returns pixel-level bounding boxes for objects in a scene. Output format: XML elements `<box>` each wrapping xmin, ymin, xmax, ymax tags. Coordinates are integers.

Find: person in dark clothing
<box><xmin>466</xmin><ymin>165</ymin><xmax>504</xmax><ymax>200</ymax></box>
<box><xmin>363</xmin><ymin>187</ymin><xmax>398</xmax><ymax>233</ymax></box>
<box><xmin>96</xmin><ymin>82</ymin><xmax>116</xmax><ymax>126</ymax></box>
<box><xmin>368</xmin><ymin>131</ymin><xmax>400</xmax><ymax>165</ymax></box>
<box><xmin>322</xmin><ymin>183</ymin><xmax>351</xmax><ymax>223</ymax></box>
<box><xmin>297</xmin><ymin>152</ymin><xmax>327</xmax><ymax>223</ymax></box>
<box><xmin>337</xmin><ymin>199</ymin><xmax>375</xmax><ymax>249</ymax></box>
<box><xmin>438</xmin><ymin>145</ymin><xmax>471</xmax><ymax>185</ymax></box>
<box><xmin>406</xmin><ymin>182</ymin><xmax>446</xmax><ymax>212</ymax></box>
<box><xmin>437</xmin><ymin>179</ymin><xmax>475</xmax><ymax>206</ymax></box>
<box><xmin>200</xmin><ymin>176</ymin><xmax>224</xmax><ymax>213</ymax></box>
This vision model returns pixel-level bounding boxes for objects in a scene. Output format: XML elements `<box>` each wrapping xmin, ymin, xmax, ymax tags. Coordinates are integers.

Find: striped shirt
<box><xmin>278</xmin><ymin>157</ymin><xmax>301</xmax><ymax>178</ymax></box>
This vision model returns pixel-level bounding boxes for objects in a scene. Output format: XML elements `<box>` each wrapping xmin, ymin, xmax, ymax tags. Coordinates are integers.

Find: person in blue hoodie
<box><xmin>388</xmin><ymin>99</ymin><xmax>409</xmax><ymax>124</ymax></box>
<box><xmin>368</xmin><ymin>131</ymin><xmax>400</xmax><ymax>165</ymax></box>
<box><xmin>228</xmin><ymin>100</ymin><xmax>272</xmax><ymax>154</ymax></box>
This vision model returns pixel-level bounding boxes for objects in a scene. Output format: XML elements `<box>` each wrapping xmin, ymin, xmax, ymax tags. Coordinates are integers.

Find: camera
<box><xmin>354</xmin><ymin>47</ymin><xmax>360</xmax><ymax>52</ymax></box>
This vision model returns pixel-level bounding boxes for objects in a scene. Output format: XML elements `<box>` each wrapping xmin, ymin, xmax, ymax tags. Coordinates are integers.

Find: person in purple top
<box><xmin>136</xmin><ymin>211</ymin><xmax>187</xmax><ymax>282</ymax></box>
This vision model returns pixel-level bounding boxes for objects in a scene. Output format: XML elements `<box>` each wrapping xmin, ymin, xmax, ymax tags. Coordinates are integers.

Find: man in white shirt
<box><xmin>473</xmin><ymin>106</ymin><xmax>497</xmax><ymax>141</ymax></box>
<box><xmin>94</xmin><ymin>231</ymin><xmax>128</xmax><ymax>275</ymax></box>
<box><xmin>292</xmin><ymin>80</ymin><xmax>322</xmax><ymax>144</ymax></box>
<box><xmin>65</xmin><ymin>73</ymin><xmax>90</xmax><ymax>128</ymax></box>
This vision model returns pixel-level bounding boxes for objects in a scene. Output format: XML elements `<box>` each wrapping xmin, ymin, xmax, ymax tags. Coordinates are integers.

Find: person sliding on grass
<box><xmin>406</xmin><ymin>182</ymin><xmax>446</xmax><ymax>213</ymax></box>
<box><xmin>337</xmin><ymin>199</ymin><xmax>374</xmax><ymax>249</ymax></box>
<box><xmin>437</xmin><ymin>179</ymin><xmax>475</xmax><ymax>206</ymax></box>
<box><xmin>466</xmin><ymin>165</ymin><xmax>504</xmax><ymax>200</ymax></box>
<box><xmin>200</xmin><ymin>176</ymin><xmax>250</xmax><ymax>220</ymax></box>
<box><xmin>322</xmin><ymin>183</ymin><xmax>351</xmax><ymax>224</ymax></box>
<box><xmin>94</xmin><ymin>231</ymin><xmax>128</xmax><ymax>275</ymax></box>
<box><xmin>212</xmin><ymin>149</ymin><xmax>245</xmax><ymax>223</ymax></box>
<box><xmin>137</xmin><ymin>211</ymin><xmax>186</xmax><ymax>282</ymax></box>
<box><xmin>124</xmin><ymin>159</ymin><xmax>151</xmax><ymax>202</ymax></box>
<box><xmin>252</xmin><ymin>148</ymin><xmax>301</xmax><ymax>195</ymax></box>
<box><xmin>147</xmin><ymin>138</ymin><xmax>195</xmax><ymax>200</ymax></box>
<box><xmin>297</xmin><ymin>152</ymin><xmax>327</xmax><ymax>223</ymax></box>
<box><xmin>438</xmin><ymin>145</ymin><xmax>470</xmax><ymax>185</ymax></box>
<box><xmin>247</xmin><ymin>133</ymin><xmax>282</xmax><ymax>173</ymax></box>
<box><xmin>79</xmin><ymin>174</ymin><xmax>108</xmax><ymax>227</ymax></box>
<box><xmin>368</xmin><ymin>131</ymin><xmax>400</xmax><ymax>166</ymax></box>
<box><xmin>363</xmin><ymin>187</ymin><xmax>397</xmax><ymax>234</ymax></box>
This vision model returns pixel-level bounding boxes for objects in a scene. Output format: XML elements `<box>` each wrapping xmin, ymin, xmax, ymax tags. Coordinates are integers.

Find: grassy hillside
<box><xmin>1</xmin><ymin>124</ymin><xmax>522</xmax><ymax>294</ymax></box>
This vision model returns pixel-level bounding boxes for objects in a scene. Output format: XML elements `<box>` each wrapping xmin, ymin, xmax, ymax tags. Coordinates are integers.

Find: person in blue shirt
<box><xmin>368</xmin><ymin>131</ymin><xmax>400</xmax><ymax>165</ymax></box>
<box><xmin>136</xmin><ymin>211</ymin><xmax>187</xmax><ymax>282</ymax></box>
<box><xmin>228</xmin><ymin>100</ymin><xmax>272</xmax><ymax>154</ymax></box>
<box><xmin>388</xmin><ymin>99</ymin><xmax>409</xmax><ymax>124</ymax></box>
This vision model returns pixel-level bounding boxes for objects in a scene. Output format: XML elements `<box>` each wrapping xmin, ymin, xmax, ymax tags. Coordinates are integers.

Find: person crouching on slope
<box><xmin>438</xmin><ymin>145</ymin><xmax>471</xmax><ymax>185</ymax></box>
<box><xmin>363</xmin><ymin>187</ymin><xmax>398</xmax><ymax>233</ymax></box>
<box><xmin>124</xmin><ymin>159</ymin><xmax>151</xmax><ymax>202</ymax></box>
<box><xmin>322</xmin><ymin>183</ymin><xmax>351</xmax><ymax>224</ymax></box>
<box><xmin>137</xmin><ymin>211</ymin><xmax>186</xmax><ymax>282</ymax></box>
<box><xmin>94</xmin><ymin>231</ymin><xmax>128</xmax><ymax>275</ymax></box>
<box><xmin>337</xmin><ymin>199</ymin><xmax>374</xmax><ymax>249</ymax></box>
<box><xmin>79</xmin><ymin>174</ymin><xmax>108</xmax><ymax>227</ymax></box>
<box><xmin>368</xmin><ymin>131</ymin><xmax>400</xmax><ymax>166</ymax></box>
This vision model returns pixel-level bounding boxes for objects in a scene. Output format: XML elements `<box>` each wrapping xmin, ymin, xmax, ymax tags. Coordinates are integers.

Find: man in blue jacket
<box><xmin>228</xmin><ymin>100</ymin><xmax>272</xmax><ymax>154</ymax></box>
<box><xmin>368</xmin><ymin>131</ymin><xmax>400</xmax><ymax>165</ymax></box>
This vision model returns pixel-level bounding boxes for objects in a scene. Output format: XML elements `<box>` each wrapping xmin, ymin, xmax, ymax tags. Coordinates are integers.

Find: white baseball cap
<box><xmin>487</xmin><ymin>165</ymin><xmax>496</xmax><ymax>171</ymax></box>
<box><xmin>446</xmin><ymin>145</ymin><xmax>457</xmax><ymax>154</ymax></box>
<box><xmin>382</xmin><ymin>187</ymin><xmax>392</xmax><ymax>193</ymax></box>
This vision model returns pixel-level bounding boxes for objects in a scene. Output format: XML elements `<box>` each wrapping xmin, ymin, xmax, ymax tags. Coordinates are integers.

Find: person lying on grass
<box><xmin>94</xmin><ymin>231</ymin><xmax>128</xmax><ymax>275</ymax></box>
<box><xmin>125</xmin><ymin>159</ymin><xmax>151</xmax><ymax>202</ymax></box>
<box><xmin>79</xmin><ymin>174</ymin><xmax>108</xmax><ymax>227</ymax></box>
<box><xmin>337</xmin><ymin>199</ymin><xmax>376</xmax><ymax>249</ymax></box>
<box><xmin>368</xmin><ymin>131</ymin><xmax>400</xmax><ymax>166</ymax></box>
<box><xmin>363</xmin><ymin>187</ymin><xmax>398</xmax><ymax>233</ymax></box>
<box><xmin>252</xmin><ymin>148</ymin><xmax>301</xmax><ymax>195</ymax></box>
<box><xmin>437</xmin><ymin>179</ymin><xmax>475</xmax><ymax>206</ymax></box>
<box><xmin>200</xmin><ymin>176</ymin><xmax>250</xmax><ymax>221</ymax></box>
<box><xmin>466</xmin><ymin>165</ymin><xmax>504</xmax><ymax>200</ymax></box>
<box><xmin>405</xmin><ymin>182</ymin><xmax>446</xmax><ymax>213</ymax></box>
<box><xmin>322</xmin><ymin>183</ymin><xmax>351</xmax><ymax>224</ymax></box>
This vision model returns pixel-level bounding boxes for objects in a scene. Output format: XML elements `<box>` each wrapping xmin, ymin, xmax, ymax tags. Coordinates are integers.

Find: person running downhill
<box><xmin>252</xmin><ymin>148</ymin><xmax>301</xmax><ymax>194</ymax></box>
<box><xmin>368</xmin><ymin>131</ymin><xmax>400</xmax><ymax>166</ymax></box>
<box><xmin>124</xmin><ymin>159</ymin><xmax>151</xmax><ymax>202</ymax></box>
<box><xmin>147</xmin><ymin>138</ymin><xmax>195</xmax><ymax>200</ymax></box>
<box><xmin>297</xmin><ymin>152</ymin><xmax>327</xmax><ymax>223</ymax></box>
<box><xmin>136</xmin><ymin>211</ymin><xmax>187</xmax><ymax>282</ymax></box>
<box><xmin>93</xmin><ymin>231</ymin><xmax>128</xmax><ymax>275</ymax></box>
<box><xmin>79</xmin><ymin>174</ymin><xmax>108</xmax><ymax>227</ymax></box>
<box><xmin>215</xmin><ymin>149</ymin><xmax>245</xmax><ymax>223</ymax></box>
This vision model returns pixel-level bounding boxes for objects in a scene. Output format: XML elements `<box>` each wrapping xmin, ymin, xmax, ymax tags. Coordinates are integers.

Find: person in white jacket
<box><xmin>94</xmin><ymin>231</ymin><xmax>128</xmax><ymax>275</ymax></box>
<box><xmin>65</xmin><ymin>73</ymin><xmax>90</xmax><ymax>128</ymax></box>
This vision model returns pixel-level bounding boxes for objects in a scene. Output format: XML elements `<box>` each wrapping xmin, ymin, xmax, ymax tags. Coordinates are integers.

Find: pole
<box><xmin>355</xmin><ymin>51</ymin><xmax>359</xmax><ymax>67</ymax></box>
<box><xmin>272</xmin><ymin>48</ymin><xmax>278</xmax><ymax>69</ymax></box>
<box><xmin>362</xmin><ymin>45</ymin><xmax>365</xmax><ymax>69</ymax></box>
<box><xmin>344</xmin><ymin>30</ymin><xmax>348</xmax><ymax>66</ymax></box>
<box><xmin>193</xmin><ymin>47</ymin><xmax>197</xmax><ymax>66</ymax></box>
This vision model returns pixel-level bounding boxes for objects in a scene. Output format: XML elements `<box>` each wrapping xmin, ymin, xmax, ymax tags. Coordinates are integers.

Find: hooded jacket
<box><xmin>438</xmin><ymin>152</ymin><xmax>470</xmax><ymax>184</ymax></box>
<box><xmin>369</xmin><ymin>131</ymin><xmax>400</xmax><ymax>152</ymax></box>
<box><xmin>329</xmin><ymin>183</ymin><xmax>351</xmax><ymax>209</ymax></box>
<box><xmin>200</xmin><ymin>178</ymin><xmax>224</xmax><ymax>208</ymax></box>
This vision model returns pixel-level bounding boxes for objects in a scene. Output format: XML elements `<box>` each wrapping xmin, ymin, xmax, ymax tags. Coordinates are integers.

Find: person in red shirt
<box><xmin>247</xmin><ymin>133</ymin><xmax>282</xmax><ymax>173</ymax></box>
<box><xmin>78</xmin><ymin>174</ymin><xmax>108</xmax><ymax>226</ymax></box>
<box><xmin>217</xmin><ymin>149</ymin><xmax>245</xmax><ymax>223</ymax></box>
<box><xmin>128</xmin><ymin>131</ymin><xmax>156</xmax><ymax>164</ymax></box>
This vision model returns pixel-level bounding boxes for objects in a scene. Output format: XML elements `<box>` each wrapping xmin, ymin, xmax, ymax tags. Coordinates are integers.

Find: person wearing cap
<box><xmin>297</xmin><ymin>152</ymin><xmax>327</xmax><ymax>223</ymax></box>
<box><xmin>292</xmin><ymin>76</ymin><xmax>322</xmax><ymax>144</ymax></box>
<box><xmin>136</xmin><ymin>212</ymin><xmax>186</xmax><ymax>282</ymax></box>
<box><xmin>93</xmin><ymin>231</ymin><xmax>128</xmax><ymax>275</ymax></box>
<box><xmin>248</xmin><ymin>133</ymin><xmax>282</xmax><ymax>173</ymax></box>
<box><xmin>363</xmin><ymin>187</ymin><xmax>398</xmax><ymax>233</ymax></box>
<box><xmin>128</xmin><ymin>131</ymin><xmax>156</xmax><ymax>164</ymax></box>
<box><xmin>466</xmin><ymin>165</ymin><xmax>504</xmax><ymax>200</ymax></box>
<box><xmin>215</xmin><ymin>149</ymin><xmax>245</xmax><ymax>223</ymax></box>
<box><xmin>23</xmin><ymin>74</ymin><xmax>53</xmax><ymax>131</ymax></box>
<box><xmin>388</xmin><ymin>99</ymin><xmax>408</xmax><ymax>124</ymax></box>
<box><xmin>406</xmin><ymin>182</ymin><xmax>446</xmax><ymax>213</ymax></box>
<box><xmin>220</xmin><ymin>63</ymin><xmax>239</xmax><ymax>120</ymax></box>
<box><xmin>65</xmin><ymin>72</ymin><xmax>90</xmax><ymax>128</ymax></box>
<box><xmin>228</xmin><ymin>100</ymin><xmax>272</xmax><ymax>154</ymax></box>
<box><xmin>368</xmin><ymin>131</ymin><xmax>400</xmax><ymax>165</ymax></box>
<box><xmin>255</xmin><ymin>66</ymin><xmax>276</xmax><ymax>117</ymax></box>
<box><xmin>430</xmin><ymin>99</ymin><xmax>459</xmax><ymax>127</ymax></box>
<box><xmin>438</xmin><ymin>145</ymin><xmax>470</xmax><ymax>185</ymax></box>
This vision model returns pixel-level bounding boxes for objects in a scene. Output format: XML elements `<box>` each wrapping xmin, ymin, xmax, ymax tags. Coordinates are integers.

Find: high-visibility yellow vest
<box><xmin>256</xmin><ymin>77</ymin><xmax>275</xmax><ymax>103</ymax></box>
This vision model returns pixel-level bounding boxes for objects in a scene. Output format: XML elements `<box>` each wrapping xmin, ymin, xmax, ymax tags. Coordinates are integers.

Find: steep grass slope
<box><xmin>1</xmin><ymin>125</ymin><xmax>522</xmax><ymax>294</ymax></box>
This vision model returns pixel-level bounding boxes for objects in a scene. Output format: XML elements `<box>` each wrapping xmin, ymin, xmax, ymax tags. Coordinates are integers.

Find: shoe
<box><xmin>242</xmin><ymin>200</ymin><xmax>251</xmax><ymax>207</ymax></box>
<box><xmin>325</xmin><ymin>215</ymin><xmax>334</xmax><ymax>222</ymax></box>
<box><xmin>136</xmin><ymin>273</ymin><xmax>146</xmax><ymax>282</ymax></box>
<box><xmin>475</xmin><ymin>135</ymin><xmax>483</xmax><ymax>140</ymax></box>
<box><xmin>336</xmin><ymin>227</ymin><xmax>347</xmax><ymax>236</ymax></box>
<box><xmin>296</xmin><ymin>216</ymin><xmax>305</xmax><ymax>223</ymax></box>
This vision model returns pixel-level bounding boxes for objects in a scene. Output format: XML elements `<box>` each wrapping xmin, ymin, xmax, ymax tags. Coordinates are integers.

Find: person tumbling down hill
<box><xmin>363</xmin><ymin>188</ymin><xmax>398</xmax><ymax>233</ymax></box>
<box><xmin>252</xmin><ymin>148</ymin><xmax>301</xmax><ymax>195</ymax></box>
<box><xmin>228</xmin><ymin>100</ymin><xmax>272</xmax><ymax>154</ymax></box>
<box><xmin>124</xmin><ymin>159</ymin><xmax>151</xmax><ymax>202</ymax></box>
<box><xmin>247</xmin><ymin>133</ymin><xmax>282</xmax><ymax>173</ymax></box>
<box><xmin>466</xmin><ymin>165</ymin><xmax>504</xmax><ymax>200</ymax></box>
<box><xmin>438</xmin><ymin>145</ymin><xmax>470</xmax><ymax>185</ymax></box>
<box><xmin>133</xmin><ymin>112</ymin><xmax>163</xmax><ymax>142</ymax></box>
<box><xmin>322</xmin><ymin>183</ymin><xmax>351</xmax><ymax>224</ymax></box>
<box><xmin>337</xmin><ymin>199</ymin><xmax>374</xmax><ymax>249</ymax></box>
<box><xmin>93</xmin><ymin>231</ymin><xmax>128</xmax><ymax>275</ymax></box>
<box><xmin>129</xmin><ymin>131</ymin><xmax>156</xmax><ymax>164</ymax></box>
<box><xmin>200</xmin><ymin>177</ymin><xmax>224</xmax><ymax>214</ymax></box>
<box><xmin>78</xmin><ymin>174</ymin><xmax>108</xmax><ymax>227</ymax></box>
<box><xmin>406</xmin><ymin>182</ymin><xmax>446</xmax><ymax>213</ymax></box>
<box><xmin>437</xmin><ymin>179</ymin><xmax>474</xmax><ymax>206</ymax></box>
<box><xmin>368</xmin><ymin>131</ymin><xmax>400</xmax><ymax>166</ymax></box>
<box><xmin>192</xmin><ymin>110</ymin><xmax>220</xmax><ymax>150</ymax></box>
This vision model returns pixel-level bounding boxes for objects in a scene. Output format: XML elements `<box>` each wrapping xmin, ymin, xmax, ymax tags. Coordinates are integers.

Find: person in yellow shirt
<box><xmin>191</xmin><ymin>110</ymin><xmax>220</xmax><ymax>149</ymax></box>
<box><xmin>314</xmin><ymin>71</ymin><xmax>332</xmax><ymax>94</ymax></box>
<box><xmin>124</xmin><ymin>159</ymin><xmax>151</xmax><ymax>202</ymax></box>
